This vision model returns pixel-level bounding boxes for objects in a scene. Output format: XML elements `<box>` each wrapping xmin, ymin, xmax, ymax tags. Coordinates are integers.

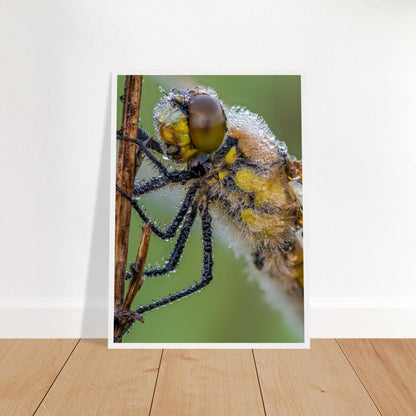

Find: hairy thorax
<box><xmin>193</xmin><ymin>111</ymin><xmax>303</xmax><ymax>302</ymax></box>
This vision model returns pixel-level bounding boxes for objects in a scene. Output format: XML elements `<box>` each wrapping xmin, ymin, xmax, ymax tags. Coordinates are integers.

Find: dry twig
<box><xmin>114</xmin><ymin>75</ymin><xmax>150</xmax><ymax>342</ymax></box>
<box><xmin>123</xmin><ymin>223</ymin><xmax>152</xmax><ymax>311</ymax></box>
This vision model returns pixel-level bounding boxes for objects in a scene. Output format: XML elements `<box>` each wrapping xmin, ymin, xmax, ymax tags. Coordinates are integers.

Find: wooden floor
<box><xmin>0</xmin><ymin>340</ymin><xmax>415</xmax><ymax>415</ymax></box>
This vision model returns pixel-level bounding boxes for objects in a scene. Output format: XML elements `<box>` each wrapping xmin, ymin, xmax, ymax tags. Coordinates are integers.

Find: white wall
<box><xmin>1</xmin><ymin>0</ymin><xmax>415</xmax><ymax>338</ymax></box>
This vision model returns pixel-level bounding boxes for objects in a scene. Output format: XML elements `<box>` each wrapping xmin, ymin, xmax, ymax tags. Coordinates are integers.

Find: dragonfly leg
<box><xmin>143</xmin><ymin>205</ymin><xmax>198</xmax><ymax>278</ymax></box>
<box><xmin>132</xmin><ymin>176</ymin><xmax>170</xmax><ymax>197</ymax></box>
<box><xmin>117</xmin><ymin>134</ymin><xmax>199</xmax><ymax>182</ymax></box>
<box><xmin>116</xmin><ymin>183</ymin><xmax>198</xmax><ymax>240</ymax></box>
<box><xmin>117</xmin><ymin>126</ymin><xmax>164</xmax><ymax>154</ymax></box>
<box><xmin>134</xmin><ymin>203</ymin><xmax>213</xmax><ymax>315</ymax></box>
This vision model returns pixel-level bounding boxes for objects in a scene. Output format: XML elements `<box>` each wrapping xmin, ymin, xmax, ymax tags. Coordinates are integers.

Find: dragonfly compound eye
<box><xmin>188</xmin><ymin>94</ymin><xmax>227</xmax><ymax>153</ymax></box>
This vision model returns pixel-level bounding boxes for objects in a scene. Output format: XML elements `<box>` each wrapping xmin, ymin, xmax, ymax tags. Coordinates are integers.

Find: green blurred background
<box><xmin>116</xmin><ymin>75</ymin><xmax>302</xmax><ymax>343</ymax></box>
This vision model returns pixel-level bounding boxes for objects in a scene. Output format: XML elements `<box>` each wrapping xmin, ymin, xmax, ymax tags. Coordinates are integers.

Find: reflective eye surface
<box><xmin>188</xmin><ymin>94</ymin><xmax>227</xmax><ymax>153</ymax></box>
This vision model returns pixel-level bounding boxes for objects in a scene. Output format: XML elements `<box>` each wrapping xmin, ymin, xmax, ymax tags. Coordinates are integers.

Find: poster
<box><xmin>110</xmin><ymin>75</ymin><xmax>307</xmax><ymax>347</ymax></box>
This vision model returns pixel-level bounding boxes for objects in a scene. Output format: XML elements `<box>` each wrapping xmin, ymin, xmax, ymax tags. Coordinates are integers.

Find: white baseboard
<box><xmin>0</xmin><ymin>297</ymin><xmax>107</xmax><ymax>338</ymax></box>
<box><xmin>311</xmin><ymin>297</ymin><xmax>416</xmax><ymax>338</ymax></box>
<box><xmin>1</xmin><ymin>297</ymin><xmax>415</xmax><ymax>338</ymax></box>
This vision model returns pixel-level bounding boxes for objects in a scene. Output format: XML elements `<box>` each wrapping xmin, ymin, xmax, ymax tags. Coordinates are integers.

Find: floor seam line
<box><xmin>148</xmin><ymin>349</ymin><xmax>164</xmax><ymax>416</ymax></box>
<box><xmin>252</xmin><ymin>349</ymin><xmax>268</xmax><ymax>416</ymax></box>
<box><xmin>32</xmin><ymin>338</ymin><xmax>81</xmax><ymax>416</ymax></box>
<box><xmin>335</xmin><ymin>339</ymin><xmax>383</xmax><ymax>416</ymax></box>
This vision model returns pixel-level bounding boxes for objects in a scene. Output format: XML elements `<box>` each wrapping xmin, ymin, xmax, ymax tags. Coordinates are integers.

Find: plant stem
<box><xmin>114</xmin><ymin>75</ymin><xmax>143</xmax><ymax>341</ymax></box>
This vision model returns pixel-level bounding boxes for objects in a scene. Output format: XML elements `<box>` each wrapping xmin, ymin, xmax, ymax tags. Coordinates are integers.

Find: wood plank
<box><xmin>338</xmin><ymin>339</ymin><xmax>416</xmax><ymax>416</ymax></box>
<box><xmin>0</xmin><ymin>339</ymin><xmax>78</xmax><ymax>415</ymax></box>
<box><xmin>150</xmin><ymin>349</ymin><xmax>265</xmax><ymax>416</ymax></box>
<box><xmin>35</xmin><ymin>340</ymin><xmax>161</xmax><ymax>416</ymax></box>
<box><xmin>254</xmin><ymin>339</ymin><xmax>381</xmax><ymax>416</ymax></box>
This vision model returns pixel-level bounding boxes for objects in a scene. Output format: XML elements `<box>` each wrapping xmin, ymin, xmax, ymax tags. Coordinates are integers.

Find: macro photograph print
<box><xmin>111</xmin><ymin>75</ymin><xmax>306</xmax><ymax>346</ymax></box>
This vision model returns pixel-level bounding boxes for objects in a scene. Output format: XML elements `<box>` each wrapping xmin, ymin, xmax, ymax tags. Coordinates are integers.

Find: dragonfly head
<box><xmin>153</xmin><ymin>86</ymin><xmax>228</xmax><ymax>165</ymax></box>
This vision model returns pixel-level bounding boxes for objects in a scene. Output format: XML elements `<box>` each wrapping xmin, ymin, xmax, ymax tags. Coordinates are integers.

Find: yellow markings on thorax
<box><xmin>235</xmin><ymin>168</ymin><xmax>260</xmax><ymax>192</ymax></box>
<box><xmin>218</xmin><ymin>170</ymin><xmax>229</xmax><ymax>181</ymax></box>
<box><xmin>224</xmin><ymin>146</ymin><xmax>237</xmax><ymax>164</ymax></box>
<box><xmin>235</xmin><ymin>168</ymin><xmax>284</xmax><ymax>207</ymax></box>
<box><xmin>241</xmin><ymin>208</ymin><xmax>286</xmax><ymax>237</ymax></box>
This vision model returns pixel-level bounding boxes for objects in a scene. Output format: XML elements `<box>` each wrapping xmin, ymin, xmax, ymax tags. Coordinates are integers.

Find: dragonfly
<box><xmin>115</xmin><ymin>85</ymin><xmax>303</xmax><ymax>341</ymax></box>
